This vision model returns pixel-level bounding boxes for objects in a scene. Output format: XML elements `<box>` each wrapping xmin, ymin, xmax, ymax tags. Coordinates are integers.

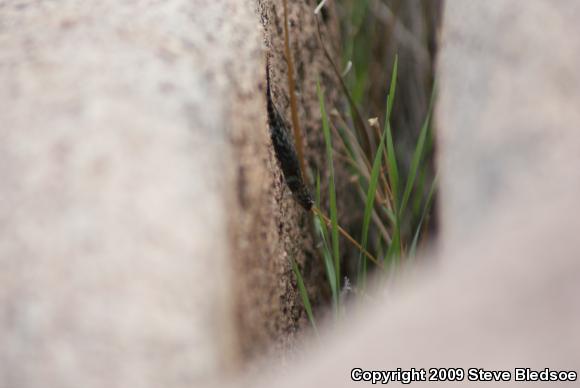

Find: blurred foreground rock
<box><xmin>0</xmin><ymin>1</ymin><xmax>247</xmax><ymax>386</ymax></box>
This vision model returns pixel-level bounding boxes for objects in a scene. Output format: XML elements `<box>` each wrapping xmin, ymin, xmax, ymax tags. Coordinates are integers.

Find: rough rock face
<box><xmin>0</xmin><ymin>0</ymin><xmax>344</xmax><ymax>386</ymax></box>
<box><xmin>232</xmin><ymin>0</ymin><xmax>343</xmax><ymax>361</ymax></box>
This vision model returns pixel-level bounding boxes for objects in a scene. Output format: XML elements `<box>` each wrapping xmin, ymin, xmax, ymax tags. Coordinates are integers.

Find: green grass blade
<box><xmin>410</xmin><ymin>175</ymin><xmax>438</xmax><ymax>257</ymax></box>
<box><xmin>314</xmin><ymin>172</ymin><xmax>338</xmax><ymax>312</ymax></box>
<box><xmin>412</xmin><ymin>167</ymin><xmax>428</xmax><ymax>220</ymax></box>
<box><xmin>386</xmin><ymin>55</ymin><xmax>398</xmax><ymax>124</ymax></box>
<box><xmin>318</xmin><ymin>222</ymin><xmax>338</xmax><ymax>316</ymax></box>
<box><xmin>318</xmin><ymin>222</ymin><xmax>337</xmax><ymax>307</ymax></box>
<box><xmin>386</xmin><ymin>124</ymin><xmax>400</xmax><ymax>210</ymax></box>
<box><xmin>386</xmin><ymin>227</ymin><xmax>401</xmax><ymax>263</ymax></box>
<box><xmin>318</xmin><ymin>80</ymin><xmax>340</xmax><ymax>292</ymax></box>
<box><xmin>399</xmin><ymin>82</ymin><xmax>436</xmax><ymax>215</ymax></box>
<box><xmin>383</xmin><ymin>55</ymin><xmax>399</xmax><ymax>209</ymax></box>
<box><xmin>358</xmin><ymin>122</ymin><xmax>387</xmax><ymax>287</ymax></box>
<box><xmin>384</xmin><ymin>56</ymin><xmax>402</xmax><ymax>258</ymax></box>
<box><xmin>291</xmin><ymin>258</ymin><xmax>318</xmax><ymax>333</ymax></box>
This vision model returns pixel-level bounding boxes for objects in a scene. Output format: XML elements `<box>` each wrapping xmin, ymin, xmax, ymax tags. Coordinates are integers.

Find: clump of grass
<box><xmin>291</xmin><ymin>1</ymin><xmax>438</xmax><ymax>329</ymax></box>
<box><xmin>317</xmin><ymin>54</ymin><xmax>435</xmax><ymax>296</ymax></box>
<box><xmin>294</xmin><ymin>59</ymin><xmax>436</xmax><ymax>326</ymax></box>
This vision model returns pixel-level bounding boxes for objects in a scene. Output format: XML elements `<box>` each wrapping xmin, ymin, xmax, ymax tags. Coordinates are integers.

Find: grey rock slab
<box><xmin>0</xmin><ymin>0</ymin><xmax>261</xmax><ymax>386</ymax></box>
<box><xmin>437</xmin><ymin>0</ymin><xmax>580</xmax><ymax>248</ymax></box>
